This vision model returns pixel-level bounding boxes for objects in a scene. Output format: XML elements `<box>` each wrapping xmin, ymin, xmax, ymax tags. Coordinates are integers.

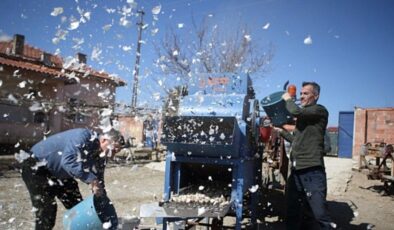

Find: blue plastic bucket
<box><xmin>261</xmin><ymin>91</ymin><xmax>293</xmax><ymax>126</ymax></box>
<box><xmin>63</xmin><ymin>195</ymin><xmax>101</xmax><ymax>230</ymax></box>
<box><xmin>63</xmin><ymin>195</ymin><xmax>118</xmax><ymax>230</ymax></box>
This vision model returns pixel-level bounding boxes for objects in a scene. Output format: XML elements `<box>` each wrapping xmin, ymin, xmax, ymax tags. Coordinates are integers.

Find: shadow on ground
<box><xmin>255</xmin><ymin>188</ymin><xmax>375</xmax><ymax>230</ymax></box>
<box><xmin>359</xmin><ymin>184</ymin><xmax>394</xmax><ymax>197</ymax></box>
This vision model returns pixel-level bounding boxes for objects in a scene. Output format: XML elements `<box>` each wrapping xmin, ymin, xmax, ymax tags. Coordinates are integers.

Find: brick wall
<box><xmin>117</xmin><ymin>116</ymin><xmax>144</xmax><ymax>145</ymax></box>
<box><xmin>353</xmin><ymin>107</ymin><xmax>394</xmax><ymax>159</ymax></box>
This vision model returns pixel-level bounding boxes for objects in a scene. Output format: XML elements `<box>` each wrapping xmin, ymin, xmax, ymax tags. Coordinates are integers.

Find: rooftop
<box><xmin>0</xmin><ymin>35</ymin><xmax>125</xmax><ymax>86</ymax></box>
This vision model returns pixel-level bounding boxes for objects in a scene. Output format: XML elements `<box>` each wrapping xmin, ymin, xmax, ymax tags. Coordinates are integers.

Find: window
<box><xmin>66</xmin><ymin>98</ymin><xmax>87</xmax><ymax>124</ymax></box>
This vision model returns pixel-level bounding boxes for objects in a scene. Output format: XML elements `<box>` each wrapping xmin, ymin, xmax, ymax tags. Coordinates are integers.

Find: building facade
<box><xmin>353</xmin><ymin>107</ymin><xmax>394</xmax><ymax>160</ymax></box>
<box><xmin>0</xmin><ymin>34</ymin><xmax>125</xmax><ymax>149</ymax></box>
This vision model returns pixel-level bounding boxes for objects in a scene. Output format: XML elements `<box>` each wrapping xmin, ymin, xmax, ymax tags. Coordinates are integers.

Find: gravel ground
<box><xmin>0</xmin><ymin>156</ymin><xmax>393</xmax><ymax>229</ymax></box>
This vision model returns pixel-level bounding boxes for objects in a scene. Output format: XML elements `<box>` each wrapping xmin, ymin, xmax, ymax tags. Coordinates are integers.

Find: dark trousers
<box><xmin>21</xmin><ymin>158</ymin><xmax>82</xmax><ymax>230</ymax></box>
<box><xmin>286</xmin><ymin>166</ymin><xmax>334</xmax><ymax>230</ymax></box>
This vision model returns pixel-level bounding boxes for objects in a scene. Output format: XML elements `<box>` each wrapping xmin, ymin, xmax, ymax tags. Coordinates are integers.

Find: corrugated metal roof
<box><xmin>0</xmin><ymin>40</ymin><xmax>126</xmax><ymax>86</ymax></box>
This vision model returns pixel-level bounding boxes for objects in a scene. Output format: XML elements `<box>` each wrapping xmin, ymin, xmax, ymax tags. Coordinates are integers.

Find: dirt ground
<box><xmin>0</xmin><ymin>156</ymin><xmax>393</xmax><ymax>230</ymax></box>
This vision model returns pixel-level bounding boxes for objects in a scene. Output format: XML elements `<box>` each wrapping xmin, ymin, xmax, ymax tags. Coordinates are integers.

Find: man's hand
<box><xmin>282</xmin><ymin>92</ymin><xmax>292</xmax><ymax>101</ymax></box>
<box><xmin>272</xmin><ymin>126</ymin><xmax>283</xmax><ymax>132</ymax></box>
<box><xmin>282</xmin><ymin>124</ymin><xmax>296</xmax><ymax>132</ymax></box>
<box><xmin>91</xmin><ymin>179</ymin><xmax>104</xmax><ymax>197</ymax></box>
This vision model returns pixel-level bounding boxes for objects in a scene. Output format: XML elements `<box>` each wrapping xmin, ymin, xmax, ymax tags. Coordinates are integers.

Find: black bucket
<box><xmin>261</xmin><ymin>91</ymin><xmax>294</xmax><ymax>126</ymax></box>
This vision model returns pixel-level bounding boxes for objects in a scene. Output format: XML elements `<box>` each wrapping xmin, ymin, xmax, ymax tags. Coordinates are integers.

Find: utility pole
<box><xmin>131</xmin><ymin>10</ymin><xmax>145</xmax><ymax>111</ymax></box>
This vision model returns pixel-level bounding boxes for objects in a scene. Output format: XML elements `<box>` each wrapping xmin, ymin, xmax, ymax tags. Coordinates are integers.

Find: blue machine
<box><xmin>160</xmin><ymin>73</ymin><xmax>262</xmax><ymax>229</ymax></box>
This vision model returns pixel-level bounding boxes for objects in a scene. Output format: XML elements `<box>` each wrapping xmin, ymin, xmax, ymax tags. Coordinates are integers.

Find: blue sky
<box><xmin>1</xmin><ymin>0</ymin><xmax>393</xmax><ymax>126</ymax></box>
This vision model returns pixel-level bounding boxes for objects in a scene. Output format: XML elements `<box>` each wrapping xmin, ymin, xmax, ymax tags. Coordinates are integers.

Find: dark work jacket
<box><xmin>31</xmin><ymin>128</ymin><xmax>105</xmax><ymax>184</ymax></box>
<box><xmin>280</xmin><ymin>100</ymin><xmax>328</xmax><ymax>170</ymax></box>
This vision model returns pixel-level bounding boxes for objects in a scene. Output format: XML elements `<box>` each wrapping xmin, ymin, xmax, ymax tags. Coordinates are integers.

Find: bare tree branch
<box><xmin>154</xmin><ymin>15</ymin><xmax>274</xmax><ymax>82</ymax></box>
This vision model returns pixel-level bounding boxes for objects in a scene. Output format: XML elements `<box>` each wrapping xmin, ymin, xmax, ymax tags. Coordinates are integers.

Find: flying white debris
<box><xmin>152</xmin><ymin>5</ymin><xmax>162</xmax><ymax>15</ymax></box>
<box><xmin>51</xmin><ymin>7</ymin><xmax>64</xmax><ymax>16</ymax></box>
<box><xmin>91</xmin><ymin>46</ymin><xmax>102</xmax><ymax>61</ymax></box>
<box><xmin>63</xmin><ymin>56</ymin><xmax>79</xmax><ymax>69</ymax></box>
<box><xmin>72</xmin><ymin>37</ymin><xmax>84</xmax><ymax>50</ymax></box>
<box><xmin>244</xmin><ymin>34</ymin><xmax>252</xmax><ymax>42</ymax></box>
<box><xmin>57</xmin><ymin>105</ymin><xmax>66</xmax><ymax>112</ymax></box>
<box><xmin>13</xmin><ymin>69</ymin><xmax>20</xmax><ymax>77</ymax></box>
<box><xmin>102</xmin><ymin>24</ymin><xmax>112</xmax><ymax>32</ymax></box>
<box><xmin>15</xmin><ymin>150</ymin><xmax>32</xmax><ymax>163</ymax></box>
<box><xmin>172</xmin><ymin>50</ymin><xmax>179</xmax><ymax>56</ymax></box>
<box><xmin>80</xmin><ymin>11</ymin><xmax>91</xmax><ymax>23</ymax></box>
<box><xmin>263</xmin><ymin>23</ymin><xmax>270</xmax><ymax>30</ymax></box>
<box><xmin>151</xmin><ymin>28</ymin><xmax>159</xmax><ymax>35</ymax></box>
<box><xmin>304</xmin><ymin>35</ymin><xmax>313</xmax><ymax>45</ymax></box>
<box><xmin>0</xmin><ymin>80</ymin><xmax>2</xmax><ymax>87</ymax></box>
<box><xmin>52</xmin><ymin>29</ymin><xmax>68</xmax><ymax>44</ymax></box>
<box><xmin>52</xmin><ymin>38</ymin><xmax>60</xmax><ymax>46</ymax></box>
<box><xmin>54</xmin><ymin>48</ymin><xmax>61</xmax><ymax>55</ymax></box>
<box><xmin>177</xmin><ymin>23</ymin><xmax>184</xmax><ymax>28</ymax></box>
<box><xmin>8</xmin><ymin>94</ymin><xmax>18</xmax><ymax>104</ymax></box>
<box><xmin>101</xmin><ymin>108</ymin><xmax>113</xmax><ymax>117</ymax></box>
<box><xmin>127</xmin><ymin>0</ymin><xmax>138</xmax><ymax>8</ymax></box>
<box><xmin>105</xmin><ymin>8</ymin><xmax>116</xmax><ymax>14</ymax></box>
<box><xmin>103</xmin><ymin>221</ymin><xmax>112</xmax><ymax>229</ymax></box>
<box><xmin>122</xmin><ymin>5</ymin><xmax>132</xmax><ymax>14</ymax></box>
<box><xmin>69</xmin><ymin>20</ymin><xmax>80</xmax><ymax>30</ymax></box>
<box><xmin>142</xmin><ymin>24</ymin><xmax>149</xmax><ymax>30</ymax></box>
<box><xmin>18</xmin><ymin>81</ymin><xmax>27</xmax><ymax>88</ymax></box>
<box><xmin>120</xmin><ymin>17</ymin><xmax>131</xmax><ymax>27</ymax></box>
<box><xmin>81</xmin><ymin>84</ymin><xmax>90</xmax><ymax>90</ymax></box>
<box><xmin>249</xmin><ymin>184</ymin><xmax>259</xmax><ymax>193</ymax></box>
<box><xmin>153</xmin><ymin>92</ymin><xmax>161</xmax><ymax>101</ymax></box>
<box><xmin>65</xmin><ymin>72</ymin><xmax>80</xmax><ymax>84</ymax></box>
<box><xmin>209</xmin><ymin>128</ymin><xmax>215</xmax><ymax>135</ymax></box>
<box><xmin>48</xmin><ymin>179</ymin><xmax>55</xmax><ymax>186</ymax></box>
<box><xmin>197</xmin><ymin>207</ymin><xmax>206</xmax><ymax>216</ymax></box>
<box><xmin>98</xmin><ymin>88</ymin><xmax>111</xmax><ymax>99</ymax></box>
<box><xmin>122</xmin><ymin>46</ymin><xmax>132</xmax><ymax>51</ymax></box>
